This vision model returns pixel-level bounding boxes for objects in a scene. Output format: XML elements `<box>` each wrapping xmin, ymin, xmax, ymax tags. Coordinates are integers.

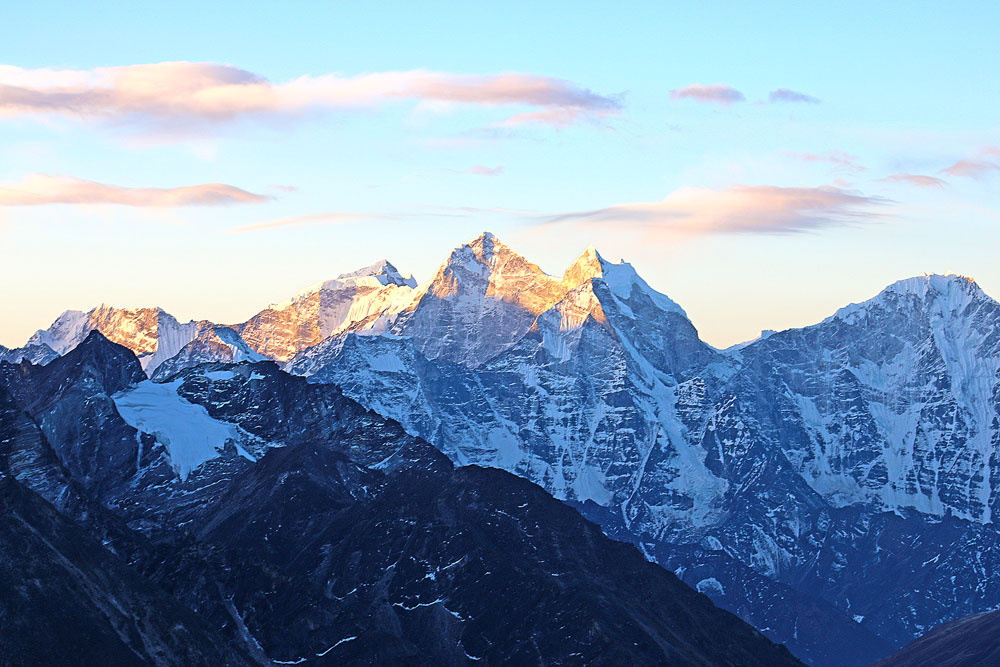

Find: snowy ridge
<box><xmin>27</xmin><ymin>305</ymin><xmax>212</xmax><ymax>374</ymax></box>
<box><xmin>281</xmin><ymin>259</ymin><xmax>417</xmax><ymax>307</ymax></box>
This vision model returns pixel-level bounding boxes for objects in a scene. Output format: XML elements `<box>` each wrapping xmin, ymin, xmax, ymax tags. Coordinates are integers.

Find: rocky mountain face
<box><xmin>150</xmin><ymin>326</ymin><xmax>264</xmax><ymax>381</ymax></box>
<box><xmin>282</xmin><ymin>235</ymin><xmax>1000</xmax><ymax>665</ymax></box>
<box><xmin>873</xmin><ymin>608</ymin><xmax>1000</xmax><ymax>667</ymax></box>
<box><xmin>234</xmin><ymin>259</ymin><xmax>417</xmax><ymax>362</ymax></box>
<box><xmin>15</xmin><ymin>232</ymin><xmax>1000</xmax><ymax>666</ymax></box>
<box><xmin>27</xmin><ymin>305</ymin><xmax>215</xmax><ymax>374</ymax></box>
<box><xmin>0</xmin><ymin>342</ymin><xmax>58</xmax><ymax>365</ymax></box>
<box><xmin>0</xmin><ymin>334</ymin><xmax>800</xmax><ymax>665</ymax></box>
<box><xmin>24</xmin><ymin>261</ymin><xmax>418</xmax><ymax>375</ymax></box>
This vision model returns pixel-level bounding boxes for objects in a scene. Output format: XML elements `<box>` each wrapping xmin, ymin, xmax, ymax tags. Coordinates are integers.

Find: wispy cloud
<box><xmin>0</xmin><ymin>173</ymin><xmax>268</xmax><ymax>206</ymax></box>
<box><xmin>941</xmin><ymin>158</ymin><xmax>1000</xmax><ymax>179</ymax></box>
<box><xmin>769</xmin><ymin>88</ymin><xmax>820</xmax><ymax>104</ymax></box>
<box><xmin>787</xmin><ymin>150</ymin><xmax>866</xmax><ymax>172</ymax></box>
<box><xmin>230</xmin><ymin>211</ymin><xmax>383</xmax><ymax>233</ymax></box>
<box><xmin>542</xmin><ymin>184</ymin><xmax>887</xmax><ymax>235</ymax></box>
<box><xmin>938</xmin><ymin>146</ymin><xmax>1000</xmax><ymax>179</ymax></box>
<box><xmin>881</xmin><ymin>173</ymin><xmax>946</xmax><ymax>188</ymax></box>
<box><xmin>670</xmin><ymin>84</ymin><xmax>746</xmax><ymax>106</ymax></box>
<box><xmin>0</xmin><ymin>62</ymin><xmax>621</xmax><ymax>130</ymax></box>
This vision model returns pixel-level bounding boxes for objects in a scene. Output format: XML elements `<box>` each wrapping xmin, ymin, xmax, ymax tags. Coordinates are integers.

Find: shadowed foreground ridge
<box><xmin>0</xmin><ymin>334</ymin><xmax>802</xmax><ymax>666</ymax></box>
<box><xmin>873</xmin><ymin>609</ymin><xmax>1000</xmax><ymax>667</ymax></box>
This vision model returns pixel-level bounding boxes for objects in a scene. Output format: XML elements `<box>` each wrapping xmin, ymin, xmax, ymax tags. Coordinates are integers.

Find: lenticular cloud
<box><xmin>545</xmin><ymin>184</ymin><xmax>887</xmax><ymax>235</ymax></box>
<box><xmin>0</xmin><ymin>173</ymin><xmax>268</xmax><ymax>207</ymax></box>
<box><xmin>0</xmin><ymin>62</ymin><xmax>621</xmax><ymax>128</ymax></box>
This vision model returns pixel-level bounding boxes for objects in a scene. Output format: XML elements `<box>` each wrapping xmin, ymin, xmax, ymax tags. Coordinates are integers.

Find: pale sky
<box><xmin>1</xmin><ymin>1</ymin><xmax>998</xmax><ymax>348</ymax></box>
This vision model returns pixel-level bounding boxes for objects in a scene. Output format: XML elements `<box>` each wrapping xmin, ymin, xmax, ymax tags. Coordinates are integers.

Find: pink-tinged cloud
<box><xmin>941</xmin><ymin>158</ymin><xmax>1000</xmax><ymax>179</ymax></box>
<box><xmin>788</xmin><ymin>150</ymin><xmax>866</xmax><ymax>172</ymax></box>
<box><xmin>669</xmin><ymin>84</ymin><xmax>746</xmax><ymax>106</ymax></box>
<box><xmin>881</xmin><ymin>173</ymin><xmax>946</xmax><ymax>188</ymax></box>
<box><xmin>544</xmin><ymin>184</ymin><xmax>886</xmax><ymax>235</ymax></box>
<box><xmin>230</xmin><ymin>211</ymin><xmax>382</xmax><ymax>233</ymax></box>
<box><xmin>769</xmin><ymin>88</ymin><xmax>820</xmax><ymax>104</ymax></box>
<box><xmin>0</xmin><ymin>62</ymin><xmax>620</xmax><ymax>128</ymax></box>
<box><xmin>498</xmin><ymin>107</ymin><xmax>598</xmax><ymax>127</ymax></box>
<box><xmin>0</xmin><ymin>173</ymin><xmax>268</xmax><ymax>206</ymax></box>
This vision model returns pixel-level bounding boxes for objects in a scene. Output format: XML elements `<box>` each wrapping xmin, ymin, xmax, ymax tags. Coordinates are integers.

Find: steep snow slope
<box><xmin>150</xmin><ymin>326</ymin><xmax>264</xmax><ymax>381</ymax></box>
<box><xmin>113</xmin><ymin>379</ymin><xmax>255</xmax><ymax>480</ymax></box>
<box><xmin>739</xmin><ymin>274</ymin><xmax>1000</xmax><ymax>522</ymax></box>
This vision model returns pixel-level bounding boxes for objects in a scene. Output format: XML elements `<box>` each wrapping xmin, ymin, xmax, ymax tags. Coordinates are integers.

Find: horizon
<box><xmin>2</xmin><ymin>1</ymin><xmax>998</xmax><ymax>348</ymax></box>
<box><xmin>3</xmin><ymin>227</ymin><xmax>987</xmax><ymax>350</ymax></box>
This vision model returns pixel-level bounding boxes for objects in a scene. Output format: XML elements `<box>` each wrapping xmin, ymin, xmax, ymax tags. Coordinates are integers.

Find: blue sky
<box><xmin>1</xmin><ymin>1</ymin><xmax>998</xmax><ymax>347</ymax></box>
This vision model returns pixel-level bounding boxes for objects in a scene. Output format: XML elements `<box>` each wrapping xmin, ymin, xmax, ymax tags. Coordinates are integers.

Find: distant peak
<box><xmin>295</xmin><ymin>259</ymin><xmax>417</xmax><ymax>298</ymax></box>
<box><xmin>336</xmin><ymin>259</ymin><xmax>400</xmax><ymax>281</ymax></box>
<box><xmin>829</xmin><ymin>273</ymin><xmax>991</xmax><ymax>325</ymax></box>
<box><xmin>464</xmin><ymin>230</ymin><xmax>510</xmax><ymax>256</ymax></box>
<box><xmin>886</xmin><ymin>273</ymin><xmax>980</xmax><ymax>297</ymax></box>
<box><xmin>439</xmin><ymin>231</ymin><xmax>526</xmax><ymax>273</ymax></box>
<box><xmin>563</xmin><ymin>246</ymin><xmax>607</xmax><ymax>285</ymax></box>
<box><xmin>562</xmin><ymin>246</ymin><xmax>687</xmax><ymax>317</ymax></box>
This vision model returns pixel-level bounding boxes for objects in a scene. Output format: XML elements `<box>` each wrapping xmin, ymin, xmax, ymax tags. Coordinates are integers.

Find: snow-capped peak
<box><xmin>293</xmin><ymin>259</ymin><xmax>417</xmax><ymax>300</ymax></box>
<box><xmin>829</xmin><ymin>273</ymin><xmax>991</xmax><ymax>325</ymax></box>
<box><xmin>561</xmin><ymin>246</ymin><xmax>688</xmax><ymax>318</ymax></box>
<box><xmin>422</xmin><ymin>231</ymin><xmax>564</xmax><ymax>308</ymax></box>
<box><xmin>883</xmin><ymin>273</ymin><xmax>981</xmax><ymax>300</ymax></box>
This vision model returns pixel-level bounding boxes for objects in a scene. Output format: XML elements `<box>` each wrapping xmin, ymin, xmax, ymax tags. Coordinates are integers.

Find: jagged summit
<box><xmin>561</xmin><ymin>244</ymin><xmax>688</xmax><ymax>317</ymax></box>
<box><xmin>884</xmin><ymin>273</ymin><xmax>981</xmax><ymax>298</ymax></box>
<box><xmin>828</xmin><ymin>273</ymin><xmax>990</xmax><ymax>326</ymax></box>
<box><xmin>292</xmin><ymin>259</ymin><xmax>417</xmax><ymax>300</ymax></box>
<box><xmin>421</xmin><ymin>231</ymin><xmax>563</xmax><ymax>305</ymax></box>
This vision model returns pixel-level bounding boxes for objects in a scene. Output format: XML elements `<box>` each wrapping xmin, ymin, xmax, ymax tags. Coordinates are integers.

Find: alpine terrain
<box><xmin>0</xmin><ymin>330</ymin><xmax>800</xmax><ymax>665</ymax></box>
<box><xmin>15</xmin><ymin>231</ymin><xmax>1000</xmax><ymax>665</ymax></box>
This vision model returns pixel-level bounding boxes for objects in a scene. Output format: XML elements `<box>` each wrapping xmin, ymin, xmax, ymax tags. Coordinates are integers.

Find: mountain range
<box><xmin>7</xmin><ymin>230</ymin><xmax>1000</xmax><ymax>665</ymax></box>
<box><xmin>0</xmin><ymin>331</ymin><xmax>799</xmax><ymax>665</ymax></box>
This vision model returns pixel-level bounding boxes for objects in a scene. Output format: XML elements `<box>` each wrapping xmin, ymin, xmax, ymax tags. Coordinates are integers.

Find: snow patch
<box><xmin>696</xmin><ymin>577</ymin><xmax>725</xmax><ymax>596</ymax></box>
<box><xmin>113</xmin><ymin>380</ymin><xmax>250</xmax><ymax>480</ymax></box>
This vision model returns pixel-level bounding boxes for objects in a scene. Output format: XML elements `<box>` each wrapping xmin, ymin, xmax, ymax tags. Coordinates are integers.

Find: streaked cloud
<box><xmin>0</xmin><ymin>173</ymin><xmax>268</xmax><ymax>206</ymax></box>
<box><xmin>769</xmin><ymin>88</ymin><xmax>820</xmax><ymax>104</ymax></box>
<box><xmin>941</xmin><ymin>158</ymin><xmax>1000</xmax><ymax>179</ymax></box>
<box><xmin>543</xmin><ymin>184</ymin><xmax>887</xmax><ymax>235</ymax></box>
<box><xmin>0</xmin><ymin>62</ymin><xmax>620</xmax><ymax>129</ymax></box>
<box><xmin>787</xmin><ymin>150</ymin><xmax>866</xmax><ymax>172</ymax></box>
<box><xmin>670</xmin><ymin>84</ymin><xmax>746</xmax><ymax>106</ymax></box>
<box><xmin>881</xmin><ymin>173</ymin><xmax>946</xmax><ymax>188</ymax></box>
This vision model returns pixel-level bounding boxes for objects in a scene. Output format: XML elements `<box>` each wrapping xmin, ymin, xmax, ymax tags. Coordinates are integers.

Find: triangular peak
<box><xmin>293</xmin><ymin>259</ymin><xmax>417</xmax><ymax>299</ymax></box>
<box><xmin>562</xmin><ymin>245</ymin><xmax>607</xmax><ymax>286</ymax></box>
<box><xmin>449</xmin><ymin>230</ymin><xmax>528</xmax><ymax>267</ymax></box>
<box><xmin>424</xmin><ymin>231</ymin><xmax>561</xmax><ymax>298</ymax></box>
<box><xmin>561</xmin><ymin>245</ymin><xmax>688</xmax><ymax>318</ymax></box>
